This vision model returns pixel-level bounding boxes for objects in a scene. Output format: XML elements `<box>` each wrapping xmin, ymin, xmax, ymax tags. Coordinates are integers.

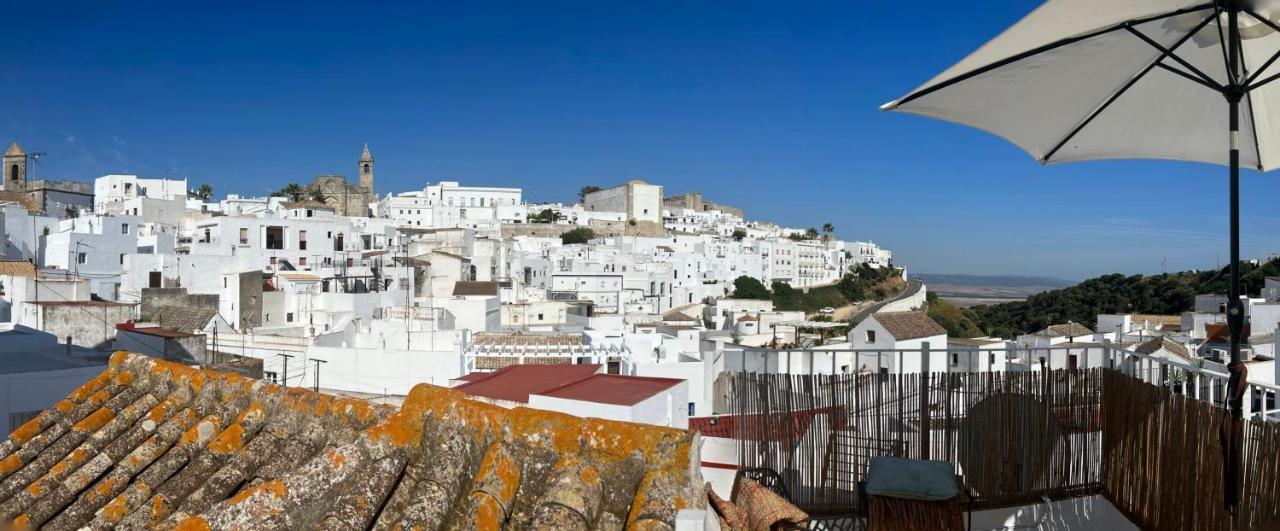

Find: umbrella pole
<box><xmin>1224</xmin><ymin>1</ymin><xmax>1246</xmax><ymax>514</ymax></box>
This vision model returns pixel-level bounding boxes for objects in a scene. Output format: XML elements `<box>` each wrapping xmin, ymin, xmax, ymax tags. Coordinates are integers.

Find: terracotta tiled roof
<box><xmin>0</xmin><ymin>260</ymin><xmax>36</xmax><ymax>277</ymax></box>
<box><xmin>452</xmin><ymin>281</ymin><xmax>499</xmax><ymax>297</ymax></box>
<box><xmin>148</xmin><ymin>306</ymin><xmax>218</xmax><ymax>333</ymax></box>
<box><xmin>1131</xmin><ymin>314</ymin><xmax>1182</xmax><ymax>329</ymax></box>
<box><xmin>872</xmin><ymin>311</ymin><xmax>947</xmax><ymax>340</ymax></box>
<box><xmin>1043</xmin><ymin>323</ymin><xmax>1094</xmax><ymax>337</ymax></box>
<box><xmin>471</xmin><ymin>333</ymin><xmax>582</xmax><ymax>347</ymax></box>
<box><xmin>1135</xmin><ymin>336</ymin><xmax>1192</xmax><ymax>359</ymax></box>
<box><xmin>0</xmin><ymin>352</ymin><xmax>703</xmax><ymax>529</ymax></box>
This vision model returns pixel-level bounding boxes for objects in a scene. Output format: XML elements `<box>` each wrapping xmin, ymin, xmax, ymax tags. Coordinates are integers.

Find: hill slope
<box><xmin>964</xmin><ymin>259</ymin><xmax>1280</xmax><ymax>338</ymax></box>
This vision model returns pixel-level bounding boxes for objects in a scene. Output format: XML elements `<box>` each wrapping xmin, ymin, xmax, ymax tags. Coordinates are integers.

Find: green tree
<box><xmin>561</xmin><ymin>227</ymin><xmax>596</xmax><ymax>245</ymax></box>
<box><xmin>308</xmin><ymin>188</ymin><xmax>327</xmax><ymax>203</ymax></box>
<box><xmin>822</xmin><ymin>223</ymin><xmax>834</xmax><ymax>241</ymax></box>
<box><xmin>732</xmin><ymin>228</ymin><xmax>747</xmax><ymax>241</ymax></box>
<box><xmin>771</xmin><ymin>281</ymin><xmax>802</xmax><ymax>310</ymax></box>
<box><xmin>837</xmin><ymin>274</ymin><xmax>865</xmax><ymax>302</ymax></box>
<box><xmin>274</xmin><ymin>183</ymin><xmax>304</xmax><ymax>201</ymax></box>
<box><xmin>805</xmin><ymin>227</ymin><xmax>820</xmax><ymax>240</ymax></box>
<box><xmin>926</xmin><ymin>292</ymin><xmax>984</xmax><ymax>338</ymax></box>
<box><xmin>530</xmin><ymin>209</ymin><xmax>559</xmax><ymax>223</ymax></box>
<box><xmin>195</xmin><ymin>183</ymin><xmax>214</xmax><ymax>201</ymax></box>
<box><xmin>731</xmin><ymin>276</ymin><xmax>771</xmax><ymax>299</ymax></box>
<box><xmin>578</xmin><ymin>186</ymin><xmax>602</xmax><ymax>203</ymax></box>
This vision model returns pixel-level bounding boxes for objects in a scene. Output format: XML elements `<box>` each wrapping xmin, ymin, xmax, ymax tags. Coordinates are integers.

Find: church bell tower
<box><xmin>358</xmin><ymin>143</ymin><xmax>374</xmax><ymax>194</ymax></box>
<box><xmin>3</xmin><ymin>142</ymin><xmax>26</xmax><ymax>192</ymax></box>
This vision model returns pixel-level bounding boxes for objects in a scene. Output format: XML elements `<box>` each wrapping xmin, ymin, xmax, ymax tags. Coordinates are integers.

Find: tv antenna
<box><xmin>27</xmin><ymin>152</ymin><xmax>47</xmax><ymax>180</ymax></box>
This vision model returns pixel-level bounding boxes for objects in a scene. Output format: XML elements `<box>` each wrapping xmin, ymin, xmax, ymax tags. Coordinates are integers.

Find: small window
<box><xmin>223</xmin><ymin>278</ymin><xmax>228</xmax><ymax>288</ymax></box>
<box><xmin>298</xmin><ymin>257</ymin><xmax>307</xmax><ymax>266</ymax></box>
<box><xmin>688</xmin><ymin>403</ymin><xmax>695</xmax><ymax>416</ymax></box>
<box><xmin>119</xmin><ymin>254</ymin><xmax>125</xmax><ymax>265</ymax></box>
<box><xmin>121</xmin><ymin>224</ymin><xmax>130</xmax><ymax>235</ymax></box>
<box><xmin>866</xmin><ymin>330</ymin><xmax>876</xmax><ymax>343</ymax></box>
<box><xmin>77</xmin><ymin>252</ymin><xmax>87</xmax><ymax>264</ymax></box>
<box><xmin>537</xmin><ymin>313</ymin><xmax>544</xmax><ymax>320</ymax></box>
<box><xmin>239</xmin><ymin>228</ymin><xmax>249</xmax><ymax>245</ymax></box>
<box><xmin>287</xmin><ymin>312</ymin><xmax>294</xmax><ymax>323</ymax></box>
<box><xmin>264</xmin><ymin>371</ymin><xmax>279</xmax><ymax>384</ymax></box>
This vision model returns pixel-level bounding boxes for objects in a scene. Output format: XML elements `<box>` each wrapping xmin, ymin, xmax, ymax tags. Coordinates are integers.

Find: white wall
<box><xmin>0</xmin><ymin>366</ymin><xmax>106</xmax><ymax>434</ymax></box>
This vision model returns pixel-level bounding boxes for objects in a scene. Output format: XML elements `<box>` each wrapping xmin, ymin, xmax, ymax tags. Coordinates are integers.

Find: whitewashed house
<box><xmin>848</xmin><ymin>311</ymin><xmax>948</xmax><ymax>373</ymax></box>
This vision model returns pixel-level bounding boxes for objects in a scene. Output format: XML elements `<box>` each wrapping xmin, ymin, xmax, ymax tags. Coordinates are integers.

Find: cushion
<box><xmin>732</xmin><ymin>478</ymin><xmax>808</xmax><ymax>531</ymax></box>
<box><xmin>865</xmin><ymin>457</ymin><xmax>958</xmax><ymax>501</ymax></box>
<box><xmin>707</xmin><ymin>482</ymin><xmax>746</xmax><ymax>530</ymax></box>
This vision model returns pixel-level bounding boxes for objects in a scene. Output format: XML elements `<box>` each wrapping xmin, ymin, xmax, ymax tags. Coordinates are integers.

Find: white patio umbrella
<box><xmin>883</xmin><ymin>0</ymin><xmax>1280</xmax><ymax>509</ymax></box>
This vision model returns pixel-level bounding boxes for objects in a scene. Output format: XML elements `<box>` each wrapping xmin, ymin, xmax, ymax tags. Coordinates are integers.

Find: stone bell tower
<box><xmin>3</xmin><ymin>142</ymin><xmax>25</xmax><ymax>192</ymax></box>
<box><xmin>358</xmin><ymin>143</ymin><xmax>374</xmax><ymax>194</ymax></box>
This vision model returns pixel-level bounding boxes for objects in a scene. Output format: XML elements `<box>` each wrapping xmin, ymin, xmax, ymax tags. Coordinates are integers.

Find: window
<box><xmin>298</xmin><ymin>257</ymin><xmax>307</xmax><ymax>266</ymax></box>
<box><xmin>239</xmin><ymin>228</ymin><xmax>249</xmax><ymax>245</ymax></box>
<box><xmin>537</xmin><ymin>313</ymin><xmax>544</xmax><ymax>320</ymax></box>
<box><xmin>866</xmin><ymin>330</ymin><xmax>876</xmax><ymax>343</ymax></box>
<box><xmin>299</xmin><ymin>230</ymin><xmax>307</xmax><ymax>250</ymax></box>
<box><xmin>264</xmin><ymin>371</ymin><xmax>279</xmax><ymax>384</ymax></box>
<box><xmin>223</xmin><ymin>278</ymin><xmax>227</xmax><ymax>288</ymax></box>
<box><xmin>119</xmin><ymin>254</ymin><xmax>125</xmax><ymax>265</ymax></box>
<box><xmin>77</xmin><ymin>252</ymin><xmax>87</xmax><ymax>265</ymax></box>
<box><xmin>265</xmin><ymin>226</ymin><xmax>284</xmax><ymax>250</ymax></box>
<box><xmin>951</xmin><ymin>353</ymin><xmax>959</xmax><ymax>365</ymax></box>
<box><xmin>286</xmin><ymin>312</ymin><xmax>294</xmax><ymax>323</ymax></box>
<box><xmin>306</xmin><ymin>209</ymin><xmax>313</xmax><ymax>218</ymax></box>
<box><xmin>688</xmin><ymin>403</ymin><xmax>696</xmax><ymax>416</ymax></box>
<box><xmin>269</xmin><ymin>256</ymin><xmax>277</xmax><ymax>266</ymax></box>
<box><xmin>989</xmin><ymin>353</ymin><xmax>996</xmax><ymax>366</ymax></box>
<box><xmin>121</xmin><ymin>224</ymin><xmax>130</xmax><ymax>235</ymax></box>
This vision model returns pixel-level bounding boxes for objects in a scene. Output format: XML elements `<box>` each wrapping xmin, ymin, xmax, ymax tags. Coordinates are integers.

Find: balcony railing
<box><xmin>717</xmin><ymin>344</ymin><xmax>1280</xmax><ymax>529</ymax></box>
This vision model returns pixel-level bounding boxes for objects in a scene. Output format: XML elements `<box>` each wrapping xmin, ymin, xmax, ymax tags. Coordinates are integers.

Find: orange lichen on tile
<box><xmin>147</xmin><ymin>401</ymin><xmax>171</xmax><ymax>424</ymax></box>
<box><xmin>579</xmin><ymin>464</ymin><xmax>600</xmax><ymax>486</ymax></box>
<box><xmin>11</xmin><ymin>513</ymin><xmax>30</xmax><ymax>531</ymax></box>
<box><xmin>73</xmin><ymin>408</ymin><xmax>114</xmax><ymax>433</ymax></box>
<box><xmin>0</xmin><ymin>454</ymin><xmax>22</xmax><ymax>474</ymax></box>
<box><xmin>363</xmin><ymin>411</ymin><xmax>423</xmax><ymax>448</ymax></box>
<box><xmin>53</xmin><ymin>399</ymin><xmax>75</xmax><ymax>413</ymax></box>
<box><xmin>88</xmin><ymin>389</ymin><xmax>111</xmax><ymax>407</ymax></box>
<box><xmin>109</xmin><ymin>351</ymin><xmax>132</xmax><ymax>367</ymax></box>
<box><xmin>101</xmin><ymin>495</ymin><xmax>130</xmax><ymax>521</ymax></box>
<box><xmin>86</xmin><ymin>478</ymin><xmax>117</xmax><ymax>503</ymax></box>
<box><xmin>112</xmin><ymin>370</ymin><xmax>135</xmax><ymax>386</ymax></box>
<box><xmin>472</xmin><ymin>495</ymin><xmax>506</xmax><ymax>531</ymax></box>
<box><xmin>173</xmin><ymin>515</ymin><xmax>211</xmax><ymax>531</ymax></box>
<box><xmin>206</xmin><ymin>423</ymin><xmax>246</xmax><ymax>454</ymax></box>
<box><xmin>326</xmin><ymin>448</ymin><xmax>346</xmax><ymax>469</ymax></box>
<box><xmin>227</xmin><ymin>480</ymin><xmax>287</xmax><ymax>506</ymax></box>
<box><xmin>9</xmin><ymin>417</ymin><xmax>43</xmax><ymax>445</ymax></box>
<box><xmin>68</xmin><ymin>371</ymin><xmax>113</xmax><ymax>401</ymax></box>
<box><xmin>26</xmin><ymin>482</ymin><xmax>43</xmax><ymax>496</ymax></box>
<box><xmin>179</xmin><ymin>418</ymin><xmax>221</xmax><ymax>446</ymax></box>
<box><xmin>505</xmin><ymin>407</ymin><xmax>584</xmax><ymax>454</ymax></box>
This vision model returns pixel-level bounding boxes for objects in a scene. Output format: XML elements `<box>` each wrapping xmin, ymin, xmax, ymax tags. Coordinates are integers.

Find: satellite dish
<box><xmin>957</xmin><ymin>393</ymin><xmax>1065</xmax><ymax>499</ymax></box>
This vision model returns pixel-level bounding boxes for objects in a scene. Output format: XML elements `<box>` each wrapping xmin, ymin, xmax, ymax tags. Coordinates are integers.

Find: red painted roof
<box><xmin>537</xmin><ymin>374</ymin><xmax>684</xmax><ymax>406</ymax></box>
<box><xmin>690</xmin><ymin>406</ymin><xmax>848</xmax><ymax>442</ymax></box>
<box><xmin>454</xmin><ymin>364</ymin><xmax>602</xmax><ymax>403</ymax></box>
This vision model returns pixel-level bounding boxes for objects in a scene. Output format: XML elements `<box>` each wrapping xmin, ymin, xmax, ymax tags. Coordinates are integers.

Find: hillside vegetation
<box><xmin>730</xmin><ymin>265</ymin><xmax>904</xmax><ymax>313</ymax></box>
<box><xmin>965</xmin><ymin>259</ymin><xmax>1280</xmax><ymax>338</ymax></box>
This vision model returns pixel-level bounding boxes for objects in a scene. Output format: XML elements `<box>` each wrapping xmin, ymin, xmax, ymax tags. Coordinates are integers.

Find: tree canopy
<box><xmin>731</xmin><ymin>276</ymin><xmax>770</xmax><ymax>299</ymax></box>
<box><xmin>560</xmin><ymin>227</ymin><xmax>596</xmax><ymax>245</ymax></box>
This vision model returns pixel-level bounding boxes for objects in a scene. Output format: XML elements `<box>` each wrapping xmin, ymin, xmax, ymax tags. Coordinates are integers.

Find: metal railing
<box><xmin>725</xmin><ymin>343</ymin><xmax>1280</xmax><ymax>420</ymax></box>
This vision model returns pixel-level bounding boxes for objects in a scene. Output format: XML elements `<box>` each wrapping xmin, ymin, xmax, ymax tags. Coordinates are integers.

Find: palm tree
<box><xmin>822</xmin><ymin>223</ymin><xmax>834</xmax><ymax>241</ymax></box>
<box><xmin>276</xmin><ymin>182</ymin><xmax>304</xmax><ymax>201</ymax></box>
<box><xmin>195</xmin><ymin>183</ymin><xmax>213</xmax><ymax>201</ymax></box>
<box><xmin>805</xmin><ymin>227</ymin><xmax>820</xmax><ymax>240</ymax></box>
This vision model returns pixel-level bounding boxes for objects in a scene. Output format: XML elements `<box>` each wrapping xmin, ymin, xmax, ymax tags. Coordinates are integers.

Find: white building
<box><xmin>848</xmin><ymin>311</ymin><xmax>949</xmax><ymax>373</ymax></box>
<box><xmin>582</xmin><ymin>179</ymin><xmax>663</xmax><ymax>224</ymax></box>
<box><xmin>93</xmin><ymin>175</ymin><xmax>189</xmax><ymax>214</ymax></box>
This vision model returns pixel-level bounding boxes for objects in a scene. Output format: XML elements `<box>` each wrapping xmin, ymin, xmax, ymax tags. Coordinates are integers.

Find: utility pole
<box><xmin>276</xmin><ymin>353</ymin><xmax>294</xmax><ymax>387</ymax></box>
<box><xmin>311</xmin><ymin>358</ymin><xmax>327</xmax><ymax>392</ymax></box>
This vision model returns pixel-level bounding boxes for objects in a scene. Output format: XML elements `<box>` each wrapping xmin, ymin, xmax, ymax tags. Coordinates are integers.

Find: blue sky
<box><xmin>2</xmin><ymin>1</ymin><xmax>1277</xmax><ymax>280</ymax></box>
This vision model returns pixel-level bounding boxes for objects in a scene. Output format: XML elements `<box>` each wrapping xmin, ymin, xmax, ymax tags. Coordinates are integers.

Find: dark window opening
<box><xmin>265</xmin><ymin>226</ymin><xmax>284</xmax><ymax>250</ymax></box>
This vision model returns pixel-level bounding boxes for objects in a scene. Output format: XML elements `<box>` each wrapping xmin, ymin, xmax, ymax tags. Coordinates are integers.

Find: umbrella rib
<box><xmin>1154</xmin><ymin>62</ymin><xmax>1224</xmax><ymax>92</ymax></box>
<box><xmin>1243</xmin><ymin>9</ymin><xmax>1280</xmax><ymax>86</ymax></box>
<box><xmin>1244</xmin><ymin>92</ymin><xmax>1264</xmax><ymax>171</ymax></box>
<box><xmin>1042</xmin><ymin>15</ymin><xmax>1218</xmax><ymax>162</ymax></box>
<box><xmin>891</xmin><ymin>4</ymin><xmax>1214</xmax><ymax>107</ymax></box>
<box><xmin>1126</xmin><ymin>26</ymin><xmax>1223</xmax><ymax>91</ymax></box>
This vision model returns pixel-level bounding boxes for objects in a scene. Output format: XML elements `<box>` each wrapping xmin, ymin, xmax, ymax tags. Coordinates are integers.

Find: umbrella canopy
<box><xmin>884</xmin><ymin>0</ymin><xmax>1280</xmax><ymax>170</ymax></box>
<box><xmin>884</xmin><ymin>0</ymin><xmax>1278</xmax><ymax>512</ymax></box>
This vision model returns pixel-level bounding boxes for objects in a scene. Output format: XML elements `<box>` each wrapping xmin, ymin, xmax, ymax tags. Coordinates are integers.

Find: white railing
<box><xmin>729</xmin><ymin>342</ymin><xmax>1280</xmax><ymax>421</ymax></box>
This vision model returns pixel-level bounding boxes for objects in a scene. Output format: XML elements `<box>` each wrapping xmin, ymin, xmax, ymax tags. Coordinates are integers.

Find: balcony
<box><xmin>708</xmin><ymin>345</ymin><xmax>1280</xmax><ymax>530</ymax></box>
